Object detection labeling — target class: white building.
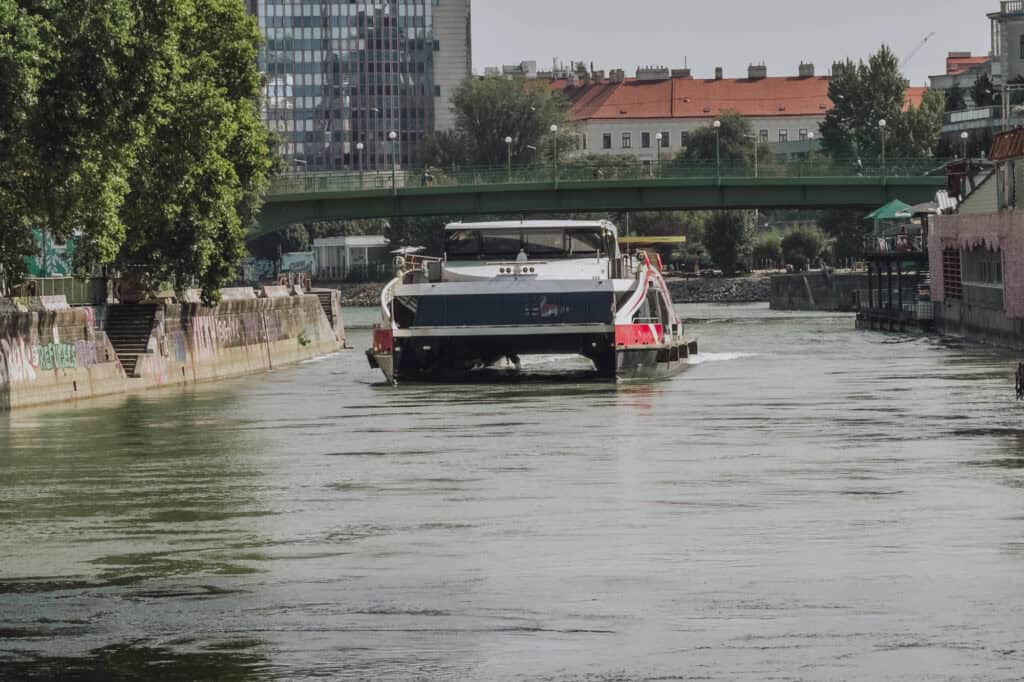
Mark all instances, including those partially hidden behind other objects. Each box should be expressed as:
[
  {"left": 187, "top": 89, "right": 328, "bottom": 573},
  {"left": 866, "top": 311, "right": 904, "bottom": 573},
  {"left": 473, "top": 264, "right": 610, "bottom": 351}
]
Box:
[
  {"left": 554, "top": 63, "right": 927, "bottom": 162},
  {"left": 313, "top": 235, "right": 391, "bottom": 281}
]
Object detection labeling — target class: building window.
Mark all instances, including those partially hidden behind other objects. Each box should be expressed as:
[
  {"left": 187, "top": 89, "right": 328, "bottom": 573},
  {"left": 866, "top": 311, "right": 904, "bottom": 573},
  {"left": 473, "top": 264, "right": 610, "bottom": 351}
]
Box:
[
  {"left": 603, "top": 133, "right": 612, "bottom": 149},
  {"left": 1020, "top": 34, "right": 1024, "bottom": 59},
  {"left": 943, "top": 249, "right": 963, "bottom": 299},
  {"left": 582, "top": 134, "right": 587, "bottom": 150},
  {"left": 660, "top": 131, "right": 670, "bottom": 148},
  {"left": 799, "top": 129, "right": 808, "bottom": 141},
  {"left": 622, "top": 132, "right": 632, "bottom": 149},
  {"left": 759, "top": 129, "right": 768, "bottom": 143},
  {"left": 434, "top": 85, "right": 441, "bottom": 97},
  {"left": 641, "top": 132, "right": 651, "bottom": 148},
  {"left": 779, "top": 129, "right": 789, "bottom": 143}
]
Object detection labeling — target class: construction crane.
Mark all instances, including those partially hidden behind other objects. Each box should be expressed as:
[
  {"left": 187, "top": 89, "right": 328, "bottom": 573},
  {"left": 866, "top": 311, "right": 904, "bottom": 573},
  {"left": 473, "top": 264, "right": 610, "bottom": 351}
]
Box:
[{"left": 901, "top": 32, "right": 936, "bottom": 69}]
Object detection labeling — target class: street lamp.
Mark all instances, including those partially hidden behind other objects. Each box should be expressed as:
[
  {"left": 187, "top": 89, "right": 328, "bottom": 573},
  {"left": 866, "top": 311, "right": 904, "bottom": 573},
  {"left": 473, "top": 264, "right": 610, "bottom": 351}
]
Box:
[
  {"left": 961, "top": 130, "right": 969, "bottom": 159},
  {"left": 388, "top": 130, "right": 397, "bottom": 194},
  {"left": 356, "top": 141, "right": 364, "bottom": 189},
  {"left": 712, "top": 120, "right": 722, "bottom": 177},
  {"left": 745, "top": 133, "right": 759, "bottom": 178},
  {"left": 655, "top": 132, "right": 663, "bottom": 171},
  {"left": 878, "top": 118, "right": 887, "bottom": 178},
  {"left": 505, "top": 135, "right": 513, "bottom": 182},
  {"left": 550, "top": 124, "right": 559, "bottom": 185}
]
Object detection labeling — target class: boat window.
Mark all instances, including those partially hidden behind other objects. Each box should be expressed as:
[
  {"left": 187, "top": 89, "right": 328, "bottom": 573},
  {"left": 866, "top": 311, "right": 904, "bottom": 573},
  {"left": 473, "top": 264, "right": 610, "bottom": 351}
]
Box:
[
  {"left": 446, "top": 227, "right": 611, "bottom": 260},
  {"left": 567, "top": 230, "right": 604, "bottom": 256},
  {"left": 480, "top": 230, "right": 523, "bottom": 259},
  {"left": 445, "top": 230, "right": 483, "bottom": 258},
  {"left": 523, "top": 230, "right": 566, "bottom": 257}
]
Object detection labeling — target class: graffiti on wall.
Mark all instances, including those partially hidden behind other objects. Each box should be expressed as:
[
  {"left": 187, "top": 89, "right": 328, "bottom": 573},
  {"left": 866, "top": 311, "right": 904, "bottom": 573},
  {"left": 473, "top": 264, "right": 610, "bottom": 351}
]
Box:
[
  {"left": 0, "top": 338, "right": 37, "bottom": 385},
  {"left": 189, "top": 311, "right": 291, "bottom": 359},
  {"left": 0, "top": 337, "right": 109, "bottom": 386}
]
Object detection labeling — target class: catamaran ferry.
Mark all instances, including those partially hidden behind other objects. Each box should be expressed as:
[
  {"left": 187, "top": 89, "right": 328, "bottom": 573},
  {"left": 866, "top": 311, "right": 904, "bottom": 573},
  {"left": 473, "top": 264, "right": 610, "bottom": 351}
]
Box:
[{"left": 366, "top": 220, "right": 698, "bottom": 384}]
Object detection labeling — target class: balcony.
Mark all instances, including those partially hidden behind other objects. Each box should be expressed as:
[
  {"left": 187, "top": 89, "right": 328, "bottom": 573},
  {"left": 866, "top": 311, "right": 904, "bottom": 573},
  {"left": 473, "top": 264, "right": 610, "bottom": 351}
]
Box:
[{"left": 1002, "top": 1, "right": 1024, "bottom": 14}]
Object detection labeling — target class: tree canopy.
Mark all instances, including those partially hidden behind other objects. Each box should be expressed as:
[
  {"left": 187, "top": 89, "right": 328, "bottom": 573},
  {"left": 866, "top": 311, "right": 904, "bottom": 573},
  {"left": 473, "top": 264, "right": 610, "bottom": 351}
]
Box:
[
  {"left": 673, "top": 112, "right": 769, "bottom": 165},
  {"left": 0, "top": 0, "right": 273, "bottom": 300},
  {"left": 819, "top": 46, "right": 907, "bottom": 161},
  {"left": 420, "top": 77, "right": 571, "bottom": 168}
]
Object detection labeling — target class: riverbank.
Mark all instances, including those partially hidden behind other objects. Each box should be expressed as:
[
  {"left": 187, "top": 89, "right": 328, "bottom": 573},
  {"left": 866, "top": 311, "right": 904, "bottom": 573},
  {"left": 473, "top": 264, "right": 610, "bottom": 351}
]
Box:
[
  {"left": 331, "top": 276, "right": 772, "bottom": 307},
  {"left": 0, "top": 289, "right": 345, "bottom": 410}
]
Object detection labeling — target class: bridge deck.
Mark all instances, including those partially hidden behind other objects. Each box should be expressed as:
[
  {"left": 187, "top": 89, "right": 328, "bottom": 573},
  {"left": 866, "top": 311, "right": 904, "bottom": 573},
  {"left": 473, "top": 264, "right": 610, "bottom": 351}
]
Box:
[{"left": 256, "top": 159, "right": 950, "bottom": 235}]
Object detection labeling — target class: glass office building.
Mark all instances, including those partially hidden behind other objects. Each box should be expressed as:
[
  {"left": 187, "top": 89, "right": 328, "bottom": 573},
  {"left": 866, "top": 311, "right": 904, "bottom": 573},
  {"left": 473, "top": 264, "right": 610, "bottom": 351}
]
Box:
[{"left": 250, "top": 0, "right": 471, "bottom": 173}]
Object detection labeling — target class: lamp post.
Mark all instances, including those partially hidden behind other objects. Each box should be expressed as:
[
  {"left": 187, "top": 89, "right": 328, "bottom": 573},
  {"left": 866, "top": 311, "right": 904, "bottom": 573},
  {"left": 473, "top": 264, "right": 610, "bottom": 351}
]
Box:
[
  {"left": 356, "top": 141, "right": 364, "bottom": 189},
  {"left": 961, "top": 130, "right": 969, "bottom": 159},
  {"left": 655, "top": 132, "right": 663, "bottom": 173},
  {"left": 878, "top": 118, "right": 887, "bottom": 178},
  {"left": 712, "top": 119, "right": 722, "bottom": 177},
  {"left": 505, "top": 135, "right": 513, "bottom": 182},
  {"left": 388, "top": 130, "right": 397, "bottom": 194},
  {"left": 745, "top": 133, "right": 759, "bottom": 178},
  {"left": 550, "top": 124, "right": 559, "bottom": 185}
]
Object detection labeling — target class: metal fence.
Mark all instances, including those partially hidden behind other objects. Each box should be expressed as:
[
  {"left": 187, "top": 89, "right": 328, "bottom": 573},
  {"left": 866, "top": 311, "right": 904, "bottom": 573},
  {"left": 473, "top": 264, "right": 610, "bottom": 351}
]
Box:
[
  {"left": 19, "top": 277, "right": 108, "bottom": 305},
  {"left": 268, "top": 157, "right": 949, "bottom": 197}
]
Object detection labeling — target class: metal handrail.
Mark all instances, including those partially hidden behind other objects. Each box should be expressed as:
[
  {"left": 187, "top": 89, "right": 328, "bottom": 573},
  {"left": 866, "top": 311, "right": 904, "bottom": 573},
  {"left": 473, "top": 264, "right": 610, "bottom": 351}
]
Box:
[{"left": 267, "top": 157, "right": 950, "bottom": 198}]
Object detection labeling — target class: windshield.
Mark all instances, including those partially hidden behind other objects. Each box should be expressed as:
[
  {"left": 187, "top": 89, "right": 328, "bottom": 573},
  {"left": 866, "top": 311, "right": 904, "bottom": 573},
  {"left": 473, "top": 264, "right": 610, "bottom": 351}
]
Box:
[{"left": 445, "top": 228, "right": 609, "bottom": 260}]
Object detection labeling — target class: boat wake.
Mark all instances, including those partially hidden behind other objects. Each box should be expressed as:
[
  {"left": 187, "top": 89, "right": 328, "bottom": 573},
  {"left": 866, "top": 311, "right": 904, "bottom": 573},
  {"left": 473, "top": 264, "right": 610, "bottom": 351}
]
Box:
[{"left": 686, "top": 352, "right": 758, "bottom": 366}]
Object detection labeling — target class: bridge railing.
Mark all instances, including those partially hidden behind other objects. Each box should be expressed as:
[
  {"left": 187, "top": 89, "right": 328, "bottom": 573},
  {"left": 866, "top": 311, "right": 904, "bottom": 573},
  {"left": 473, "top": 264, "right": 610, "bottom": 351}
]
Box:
[{"left": 267, "top": 158, "right": 949, "bottom": 197}]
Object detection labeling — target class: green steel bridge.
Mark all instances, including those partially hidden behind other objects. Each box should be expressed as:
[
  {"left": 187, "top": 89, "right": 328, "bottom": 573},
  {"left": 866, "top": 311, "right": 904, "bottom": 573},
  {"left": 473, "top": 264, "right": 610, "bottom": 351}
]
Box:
[{"left": 254, "top": 158, "right": 950, "bottom": 236}]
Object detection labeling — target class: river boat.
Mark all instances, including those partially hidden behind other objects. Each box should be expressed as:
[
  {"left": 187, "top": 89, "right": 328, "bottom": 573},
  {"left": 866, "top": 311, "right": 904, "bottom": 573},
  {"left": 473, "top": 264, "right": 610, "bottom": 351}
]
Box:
[{"left": 366, "top": 220, "right": 698, "bottom": 384}]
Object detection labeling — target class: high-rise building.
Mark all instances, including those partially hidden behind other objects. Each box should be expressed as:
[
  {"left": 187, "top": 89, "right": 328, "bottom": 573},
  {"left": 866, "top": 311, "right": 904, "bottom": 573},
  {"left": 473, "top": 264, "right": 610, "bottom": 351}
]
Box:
[{"left": 250, "top": 0, "right": 471, "bottom": 173}]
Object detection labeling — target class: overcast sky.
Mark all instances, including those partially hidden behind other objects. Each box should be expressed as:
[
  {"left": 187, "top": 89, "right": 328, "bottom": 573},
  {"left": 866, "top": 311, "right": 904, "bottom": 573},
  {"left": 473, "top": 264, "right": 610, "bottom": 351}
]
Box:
[{"left": 471, "top": 0, "right": 992, "bottom": 87}]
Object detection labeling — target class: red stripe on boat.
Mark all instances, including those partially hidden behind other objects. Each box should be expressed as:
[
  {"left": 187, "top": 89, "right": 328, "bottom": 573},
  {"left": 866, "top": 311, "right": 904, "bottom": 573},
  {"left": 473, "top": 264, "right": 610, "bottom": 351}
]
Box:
[
  {"left": 615, "top": 324, "right": 663, "bottom": 347},
  {"left": 372, "top": 328, "right": 393, "bottom": 353}
]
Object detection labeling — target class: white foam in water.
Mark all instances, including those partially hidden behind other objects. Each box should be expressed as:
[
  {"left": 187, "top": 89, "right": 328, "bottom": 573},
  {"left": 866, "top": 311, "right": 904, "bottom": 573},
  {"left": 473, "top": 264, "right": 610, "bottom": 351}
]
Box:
[{"left": 686, "top": 352, "right": 758, "bottom": 366}]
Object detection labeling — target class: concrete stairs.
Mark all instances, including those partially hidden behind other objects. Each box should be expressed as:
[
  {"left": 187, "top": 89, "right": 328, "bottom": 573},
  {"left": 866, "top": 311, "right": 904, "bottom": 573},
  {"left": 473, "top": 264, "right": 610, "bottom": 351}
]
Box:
[
  {"left": 105, "top": 304, "right": 158, "bottom": 377},
  {"left": 313, "top": 290, "right": 336, "bottom": 327}
]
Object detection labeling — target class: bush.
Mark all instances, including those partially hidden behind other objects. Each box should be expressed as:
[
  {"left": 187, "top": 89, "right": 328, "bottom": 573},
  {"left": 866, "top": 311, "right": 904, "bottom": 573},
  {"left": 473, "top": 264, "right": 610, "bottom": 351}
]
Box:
[
  {"left": 751, "top": 231, "right": 783, "bottom": 269},
  {"left": 781, "top": 226, "right": 825, "bottom": 272},
  {"left": 703, "top": 211, "right": 752, "bottom": 275}
]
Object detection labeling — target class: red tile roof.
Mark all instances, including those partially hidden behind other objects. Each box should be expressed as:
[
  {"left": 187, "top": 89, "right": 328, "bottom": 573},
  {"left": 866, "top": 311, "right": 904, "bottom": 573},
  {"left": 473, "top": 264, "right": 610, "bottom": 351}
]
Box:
[
  {"left": 990, "top": 128, "right": 1024, "bottom": 161},
  {"left": 946, "top": 54, "right": 990, "bottom": 76},
  {"left": 553, "top": 76, "right": 931, "bottom": 121},
  {"left": 905, "top": 86, "right": 929, "bottom": 110}
]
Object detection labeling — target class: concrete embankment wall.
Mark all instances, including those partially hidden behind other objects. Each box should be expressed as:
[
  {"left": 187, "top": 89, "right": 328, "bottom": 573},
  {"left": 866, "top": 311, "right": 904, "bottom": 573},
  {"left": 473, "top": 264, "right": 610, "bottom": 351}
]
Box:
[
  {"left": 0, "top": 308, "right": 124, "bottom": 410},
  {"left": 135, "top": 294, "right": 342, "bottom": 388},
  {"left": 770, "top": 272, "right": 866, "bottom": 312},
  {"left": 0, "top": 291, "right": 344, "bottom": 410}
]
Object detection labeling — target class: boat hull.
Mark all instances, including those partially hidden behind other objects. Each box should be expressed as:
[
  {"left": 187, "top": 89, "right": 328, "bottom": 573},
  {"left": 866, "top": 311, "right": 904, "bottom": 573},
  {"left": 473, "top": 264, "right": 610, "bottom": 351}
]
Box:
[{"left": 366, "top": 333, "right": 698, "bottom": 385}]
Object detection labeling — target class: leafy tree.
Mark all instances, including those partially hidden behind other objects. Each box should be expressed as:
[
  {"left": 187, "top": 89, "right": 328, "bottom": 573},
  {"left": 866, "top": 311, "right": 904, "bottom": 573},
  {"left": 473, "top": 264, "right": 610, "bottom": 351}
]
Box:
[
  {"left": 818, "top": 209, "right": 868, "bottom": 262},
  {"left": 782, "top": 226, "right": 825, "bottom": 271},
  {"left": 19, "top": 0, "right": 180, "bottom": 269},
  {"left": 0, "top": 0, "right": 48, "bottom": 292},
  {"left": 945, "top": 83, "right": 967, "bottom": 112},
  {"left": 971, "top": 73, "right": 996, "bottom": 107},
  {"left": 674, "top": 112, "right": 769, "bottom": 165},
  {"left": 450, "top": 77, "right": 571, "bottom": 166},
  {"left": 751, "top": 231, "right": 783, "bottom": 269},
  {"left": 117, "top": 0, "right": 273, "bottom": 301},
  {"left": 819, "top": 47, "right": 906, "bottom": 161},
  {"left": 888, "top": 89, "right": 945, "bottom": 159},
  {"left": 418, "top": 129, "right": 470, "bottom": 169},
  {"left": 703, "top": 211, "right": 752, "bottom": 275}
]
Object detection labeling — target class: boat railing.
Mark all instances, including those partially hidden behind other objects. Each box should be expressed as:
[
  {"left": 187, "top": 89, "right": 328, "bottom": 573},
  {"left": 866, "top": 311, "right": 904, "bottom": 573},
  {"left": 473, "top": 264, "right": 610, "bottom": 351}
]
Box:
[{"left": 380, "top": 277, "right": 398, "bottom": 326}]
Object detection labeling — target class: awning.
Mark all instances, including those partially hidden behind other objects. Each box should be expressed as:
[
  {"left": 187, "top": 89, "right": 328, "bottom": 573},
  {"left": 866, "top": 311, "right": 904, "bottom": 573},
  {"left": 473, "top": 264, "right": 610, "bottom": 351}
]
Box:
[{"left": 865, "top": 199, "right": 913, "bottom": 222}]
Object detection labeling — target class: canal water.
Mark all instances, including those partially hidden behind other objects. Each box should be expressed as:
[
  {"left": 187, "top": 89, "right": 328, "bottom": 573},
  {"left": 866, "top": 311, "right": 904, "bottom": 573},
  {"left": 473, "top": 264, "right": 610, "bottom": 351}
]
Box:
[{"left": 2, "top": 304, "right": 1024, "bottom": 680}]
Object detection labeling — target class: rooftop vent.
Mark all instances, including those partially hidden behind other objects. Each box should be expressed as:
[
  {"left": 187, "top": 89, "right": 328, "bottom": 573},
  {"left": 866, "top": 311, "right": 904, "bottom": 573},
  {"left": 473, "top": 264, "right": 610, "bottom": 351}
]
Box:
[
  {"left": 609, "top": 69, "right": 625, "bottom": 83},
  {"left": 672, "top": 68, "right": 693, "bottom": 79},
  {"left": 748, "top": 63, "right": 767, "bottom": 80},
  {"left": 798, "top": 62, "right": 815, "bottom": 78},
  {"left": 714, "top": 66, "right": 723, "bottom": 80}
]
